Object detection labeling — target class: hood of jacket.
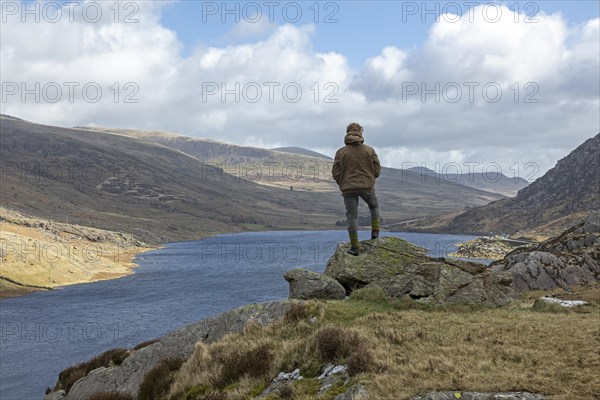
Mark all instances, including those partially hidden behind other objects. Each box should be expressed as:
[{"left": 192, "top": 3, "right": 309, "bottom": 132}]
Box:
[{"left": 344, "top": 130, "right": 364, "bottom": 145}]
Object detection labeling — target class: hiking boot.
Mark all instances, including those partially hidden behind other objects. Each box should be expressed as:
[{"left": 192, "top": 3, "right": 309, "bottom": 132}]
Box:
[
  {"left": 371, "top": 230, "right": 380, "bottom": 240},
  {"left": 347, "top": 247, "right": 360, "bottom": 256}
]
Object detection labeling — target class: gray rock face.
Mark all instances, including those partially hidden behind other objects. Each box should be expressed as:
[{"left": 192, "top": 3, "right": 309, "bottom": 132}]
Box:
[
  {"left": 491, "top": 213, "right": 600, "bottom": 291},
  {"left": 259, "top": 368, "right": 303, "bottom": 398},
  {"left": 324, "top": 237, "right": 517, "bottom": 307},
  {"left": 284, "top": 268, "right": 347, "bottom": 300},
  {"left": 51, "top": 301, "right": 292, "bottom": 400},
  {"left": 334, "top": 384, "right": 369, "bottom": 400},
  {"left": 44, "top": 390, "right": 66, "bottom": 400},
  {"left": 584, "top": 212, "right": 600, "bottom": 233},
  {"left": 410, "top": 392, "right": 546, "bottom": 400},
  {"left": 318, "top": 364, "right": 349, "bottom": 394}
]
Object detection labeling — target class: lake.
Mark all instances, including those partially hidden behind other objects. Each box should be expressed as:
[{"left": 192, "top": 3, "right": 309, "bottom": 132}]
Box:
[{"left": 0, "top": 230, "right": 481, "bottom": 400}]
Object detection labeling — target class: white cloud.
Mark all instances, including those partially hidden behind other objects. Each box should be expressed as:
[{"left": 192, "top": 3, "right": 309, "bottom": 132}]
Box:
[{"left": 1, "top": 2, "right": 598, "bottom": 179}]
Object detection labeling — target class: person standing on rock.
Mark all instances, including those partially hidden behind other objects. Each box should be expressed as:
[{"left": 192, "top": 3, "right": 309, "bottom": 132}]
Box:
[{"left": 332, "top": 122, "right": 381, "bottom": 256}]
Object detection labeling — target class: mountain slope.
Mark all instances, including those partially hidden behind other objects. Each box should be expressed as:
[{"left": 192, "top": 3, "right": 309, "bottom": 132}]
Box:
[
  {"left": 272, "top": 146, "right": 333, "bottom": 160},
  {"left": 431, "top": 133, "right": 600, "bottom": 235},
  {"left": 0, "top": 116, "right": 506, "bottom": 244},
  {"left": 0, "top": 116, "right": 349, "bottom": 243},
  {"left": 405, "top": 166, "right": 528, "bottom": 197},
  {"left": 82, "top": 126, "right": 505, "bottom": 221}
]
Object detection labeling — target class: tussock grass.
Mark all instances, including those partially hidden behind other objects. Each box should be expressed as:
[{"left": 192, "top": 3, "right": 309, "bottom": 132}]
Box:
[
  {"left": 168, "top": 299, "right": 600, "bottom": 400},
  {"left": 87, "top": 392, "right": 134, "bottom": 400},
  {"left": 138, "top": 357, "right": 184, "bottom": 400},
  {"left": 54, "top": 348, "right": 130, "bottom": 394}
]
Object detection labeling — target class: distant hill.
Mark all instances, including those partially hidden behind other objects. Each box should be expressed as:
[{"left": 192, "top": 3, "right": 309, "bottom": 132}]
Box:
[
  {"left": 0, "top": 116, "right": 347, "bottom": 243},
  {"left": 406, "top": 166, "right": 529, "bottom": 197},
  {"left": 395, "top": 133, "right": 600, "bottom": 236},
  {"left": 83, "top": 126, "right": 506, "bottom": 224},
  {"left": 272, "top": 147, "right": 333, "bottom": 160},
  {"left": 0, "top": 116, "right": 506, "bottom": 244}
]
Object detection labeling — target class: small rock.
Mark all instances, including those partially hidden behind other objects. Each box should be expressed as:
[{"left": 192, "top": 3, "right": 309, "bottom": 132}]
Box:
[
  {"left": 318, "top": 364, "right": 347, "bottom": 379},
  {"left": 318, "top": 364, "right": 349, "bottom": 394},
  {"left": 284, "top": 268, "right": 346, "bottom": 300},
  {"left": 260, "top": 368, "right": 303, "bottom": 398},
  {"left": 44, "top": 390, "right": 66, "bottom": 400},
  {"left": 534, "top": 297, "right": 589, "bottom": 308},
  {"left": 334, "top": 384, "right": 369, "bottom": 400}
]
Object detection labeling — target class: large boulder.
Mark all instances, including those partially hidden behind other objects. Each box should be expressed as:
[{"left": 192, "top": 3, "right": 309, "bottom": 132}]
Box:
[
  {"left": 47, "top": 301, "right": 293, "bottom": 400},
  {"left": 491, "top": 213, "right": 600, "bottom": 291},
  {"left": 284, "top": 268, "right": 346, "bottom": 300},
  {"left": 324, "top": 237, "right": 517, "bottom": 307}
]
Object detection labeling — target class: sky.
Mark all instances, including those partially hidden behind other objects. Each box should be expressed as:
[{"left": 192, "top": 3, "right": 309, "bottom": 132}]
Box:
[{"left": 1, "top": 0, "right": 599, "bottom": 180}]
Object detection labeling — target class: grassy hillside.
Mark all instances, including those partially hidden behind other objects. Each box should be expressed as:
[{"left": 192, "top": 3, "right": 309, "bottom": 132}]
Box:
[
  {"left": 166, "top": 298, "right": 599, "bottom": 400},
  {"left": 54, "top": 293, "right": 600, "bottom": 400},
  {"left": 1, "top": 116, "right": 346, "bottom": 243},
  {"left": 81, "top": 125, "right": 504, "bottom": 225},
  {"left": 272, "top": 146, "right": 333, "bottom": 160}
]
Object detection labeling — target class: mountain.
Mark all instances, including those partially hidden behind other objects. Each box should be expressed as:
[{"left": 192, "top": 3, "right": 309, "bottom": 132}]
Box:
[
  {"left": 0, "top": 116, "right": 348, "bottom": 243},
  {"left": 397, "top": 133, "right": 600, "bottom": 235},
  {"left": 0, "top": 116, "right": 505, "bottom": 244},
  {"left": 272, "top": 146, "right": 333, "bottom": 160},
  {"left": 81, "top": 125, "right": 505, "bottom": 222},
  {"left": 406, "top": 166, "right": 529, "bottom": 197}
]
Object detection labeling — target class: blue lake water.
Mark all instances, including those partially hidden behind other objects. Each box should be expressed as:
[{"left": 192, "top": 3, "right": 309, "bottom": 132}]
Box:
[{"left": 0, "top": 230, "right": 481, "bottom": 400}]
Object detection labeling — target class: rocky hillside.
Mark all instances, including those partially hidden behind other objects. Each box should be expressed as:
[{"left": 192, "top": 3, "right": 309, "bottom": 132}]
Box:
[
  {"left": 491, "top": 213, "right": 600, "bottom": 292},
  {"left": 397, "top": 133, "right": 600, "bottom": 236}
]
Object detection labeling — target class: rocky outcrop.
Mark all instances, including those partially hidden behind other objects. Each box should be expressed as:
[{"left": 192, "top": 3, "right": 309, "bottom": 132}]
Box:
[
  {"left": 491, "top": 213, "right": 600, "bottom": 291},
  {"left": 323, "top": 237, "right": 517, "bottom": 307},
  {"left": 46, "top": 301, "right": 293, "bottom": 400},
  {"left": 284, "top": 268, "right": 346, "bottom": 300},
  {"left": 260, "top": 364, "right": 352, "bottom": 398},
  {"left": 449, "top": 237, "right": 532, "bottom": 260},
  {"left": 259, "top": 369, "right": 303, "bottom": 398},
  {"left": 432, "top": 133, "right": 600, "bottom": 235},
  {"left": 410, "top": 392, "right": 546, "bottom": 400}
]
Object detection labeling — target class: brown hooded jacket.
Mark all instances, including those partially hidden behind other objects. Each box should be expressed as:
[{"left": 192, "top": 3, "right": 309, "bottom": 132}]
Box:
[{"left": 332, "top": 129, "right": 381, "bottom": 195}]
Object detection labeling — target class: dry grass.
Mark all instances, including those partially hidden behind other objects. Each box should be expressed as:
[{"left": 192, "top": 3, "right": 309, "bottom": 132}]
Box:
[
  {"left": 166, "top": 296, "right": 600, "bottom": 400},
  {"left": 138, "top": 357, "right": 185, "bottom": 400},
  {"left": 0, "top": 208, "right": 151, "bottom": 298},
  {"left": 54, "top": 348, "right": 130, "bottom": 394},
  {"left": 87, "top": 392, "right": 134, "bottom": 400}
]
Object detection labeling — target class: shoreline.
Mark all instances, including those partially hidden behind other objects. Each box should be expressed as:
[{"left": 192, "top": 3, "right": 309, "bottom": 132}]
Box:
[
  {"left": 0, "top": 245, "right": 159, "bottom": 300},
  {"left": 0, "top": 228, "right": 483, "bottom": 301}
]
